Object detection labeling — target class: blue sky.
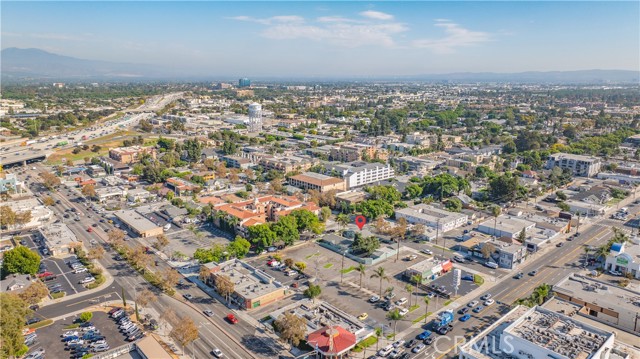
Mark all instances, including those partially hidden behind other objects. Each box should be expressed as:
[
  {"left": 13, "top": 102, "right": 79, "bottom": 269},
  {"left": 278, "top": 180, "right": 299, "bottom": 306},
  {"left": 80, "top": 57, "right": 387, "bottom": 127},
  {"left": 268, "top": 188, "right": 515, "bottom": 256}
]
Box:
[{"left": 2, "top": 1, "right": 638, "bottom": 76}]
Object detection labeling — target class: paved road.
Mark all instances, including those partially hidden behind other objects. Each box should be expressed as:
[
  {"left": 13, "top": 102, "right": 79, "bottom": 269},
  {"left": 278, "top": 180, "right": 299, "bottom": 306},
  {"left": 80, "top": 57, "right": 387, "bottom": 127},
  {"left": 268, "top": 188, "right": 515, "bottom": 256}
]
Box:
[{"left": 28, "top": 164, "right": 265, "bottom": 359}]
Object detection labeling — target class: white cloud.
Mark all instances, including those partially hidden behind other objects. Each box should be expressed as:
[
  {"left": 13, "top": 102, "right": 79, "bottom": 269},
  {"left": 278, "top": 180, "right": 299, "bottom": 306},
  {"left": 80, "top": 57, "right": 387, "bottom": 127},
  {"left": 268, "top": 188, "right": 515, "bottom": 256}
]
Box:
[
  {"left": 412, "top": 20, "right": 490, "bottom": 54},
  {"left": 231, "top": 12, "right": 406, "bottom": 47},
  {"left": 359, "top": 10, "right": 394, "bottom": 21}
]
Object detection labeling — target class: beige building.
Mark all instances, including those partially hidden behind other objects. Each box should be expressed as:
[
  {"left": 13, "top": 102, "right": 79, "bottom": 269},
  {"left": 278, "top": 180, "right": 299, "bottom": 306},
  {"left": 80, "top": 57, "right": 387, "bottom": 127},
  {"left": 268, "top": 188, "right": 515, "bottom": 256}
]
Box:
[
  {"left": 114, "top": 210, "right": 163, "bottom": 238},
  {"left": 288, "top": 172, "right": 346, "bottom": 193},
  {"left": 109, "top": 146, "right": 157, "bottom": 164}
]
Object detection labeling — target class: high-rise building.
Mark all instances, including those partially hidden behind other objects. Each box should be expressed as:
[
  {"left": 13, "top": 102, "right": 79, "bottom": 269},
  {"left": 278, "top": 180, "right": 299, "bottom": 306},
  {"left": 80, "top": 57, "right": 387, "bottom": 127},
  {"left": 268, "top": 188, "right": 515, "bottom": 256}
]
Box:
[
  {"left": 248, "top": 103, "right": 262, "bottom": 132},
  {"left": 238, "top": 78, "right": 251, "bottom": 88}
]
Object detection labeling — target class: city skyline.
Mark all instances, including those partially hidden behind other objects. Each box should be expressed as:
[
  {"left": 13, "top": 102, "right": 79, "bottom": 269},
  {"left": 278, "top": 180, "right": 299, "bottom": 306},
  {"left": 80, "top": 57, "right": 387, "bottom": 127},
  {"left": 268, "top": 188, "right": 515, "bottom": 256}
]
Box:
[{"left": 2, "top": 1, "right": 639, "bottom": 77}]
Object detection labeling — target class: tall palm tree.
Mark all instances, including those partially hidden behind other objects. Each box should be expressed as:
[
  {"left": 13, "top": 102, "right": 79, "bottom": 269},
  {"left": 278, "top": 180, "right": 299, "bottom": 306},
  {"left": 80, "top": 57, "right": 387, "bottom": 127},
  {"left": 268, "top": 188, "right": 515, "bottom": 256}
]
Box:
[
  {"left": 532, "top": 283, "right": 553, "bottom": 305},
  {"left": 336, "top": 213, "right": 350, "bottom": 231},
  {"left": 582, "top": 246, "right": 591, "bottom": 267},
  {"left": 370, "top": 267, "right": 389, "bottom": 297},
  {"left": 387, "top": 309, "right": 403, "bottom": 339},
  {"left": 355, "top": 264, "right": 366, "bottom": 288},
  {"left": 374, "top": 327, "right": 383, "bottom": 352},
  {"left": 423, "top": 297, "right": 431, "bottom": 323},
  {"left": 594, "top": 245, "right": 610, "bottom": 263},
  {"left": 491, "top": 206, "right": 501, "bottom": 238},
  {"left": 405, "top": 284, "right": 414, "bottom": 308}
]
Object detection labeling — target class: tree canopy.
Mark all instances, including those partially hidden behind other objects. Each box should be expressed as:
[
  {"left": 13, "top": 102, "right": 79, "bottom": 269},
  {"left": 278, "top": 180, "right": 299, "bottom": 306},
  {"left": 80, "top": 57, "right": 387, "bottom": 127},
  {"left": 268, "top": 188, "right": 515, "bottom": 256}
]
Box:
[{"left": 1, "top": 246, "right": 40, "bottom": 277}]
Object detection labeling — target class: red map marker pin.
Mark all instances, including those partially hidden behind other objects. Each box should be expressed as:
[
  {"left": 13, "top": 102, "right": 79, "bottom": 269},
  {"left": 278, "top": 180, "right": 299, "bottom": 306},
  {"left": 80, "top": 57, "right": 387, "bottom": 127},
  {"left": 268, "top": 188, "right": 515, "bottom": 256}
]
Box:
[{"left": 355, "top": 215, "right": 367, "bottom": 230}]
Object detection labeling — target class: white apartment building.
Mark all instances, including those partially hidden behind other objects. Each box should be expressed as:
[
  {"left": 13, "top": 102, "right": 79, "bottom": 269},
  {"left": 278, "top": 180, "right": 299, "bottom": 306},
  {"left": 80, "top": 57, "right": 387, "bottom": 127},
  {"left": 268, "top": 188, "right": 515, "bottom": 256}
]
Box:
[
  {"left": 395, "top": 204, "right": 468, "bottom": 233},
  {"left": 546, "top": 152, "right": 602, "bottom": 177},
  {"left": 329, "top": 162, "right": 395, "bottom": 189}
]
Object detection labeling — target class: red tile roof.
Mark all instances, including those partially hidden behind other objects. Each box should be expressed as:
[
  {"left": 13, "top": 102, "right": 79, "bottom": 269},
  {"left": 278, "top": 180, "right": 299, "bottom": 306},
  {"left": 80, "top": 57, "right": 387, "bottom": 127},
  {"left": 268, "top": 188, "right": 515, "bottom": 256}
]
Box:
[{"left": 307, "top": 326, "right": 356, "bottom": 356}]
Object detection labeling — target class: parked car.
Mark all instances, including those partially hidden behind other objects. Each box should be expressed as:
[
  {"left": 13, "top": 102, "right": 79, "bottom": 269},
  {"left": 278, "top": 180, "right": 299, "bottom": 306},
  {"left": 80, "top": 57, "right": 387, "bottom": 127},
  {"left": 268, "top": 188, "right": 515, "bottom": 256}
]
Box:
[
  {"left": 412, "top": 344, "right": 426, "bottom": 353},
  {"left": 473, "top": 306, "right": 485, "bottom": 313},
  {"left": 183, "top": 294, "right": 193, "bottom": 301},
  {"left": 485, "top": 261, "right": 499, "bottom": 269},
  {"left": 369, "top": 295, "right": 380, "bottom": 303},
  {"left": 460, "top": 314, "right": 472, "bottom": 322},
  {"left": 529, "top": 270, "right": 538, "bottom": 276},
  {"left": 484, "top": 299, "right": 495, "bottom": 306},
  {"left": 609, "top": 270, "right": 623, "bottom": 276},
  {"left": 421, "top": 248, "right": 433, "bottom": 255}
]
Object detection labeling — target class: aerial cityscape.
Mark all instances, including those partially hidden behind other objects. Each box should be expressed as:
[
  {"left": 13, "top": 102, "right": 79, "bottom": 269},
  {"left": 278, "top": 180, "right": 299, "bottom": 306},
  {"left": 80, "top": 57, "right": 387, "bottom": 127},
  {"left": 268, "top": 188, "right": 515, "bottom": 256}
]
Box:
[{"left": 1, "top": 2, "right": 639, "bottom": 359}]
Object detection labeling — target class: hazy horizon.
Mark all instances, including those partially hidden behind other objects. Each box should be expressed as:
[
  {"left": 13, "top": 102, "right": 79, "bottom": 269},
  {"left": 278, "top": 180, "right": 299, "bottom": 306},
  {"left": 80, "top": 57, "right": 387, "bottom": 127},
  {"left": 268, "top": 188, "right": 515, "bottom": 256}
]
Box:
[{"left": 2, "top": 1, "right": 639, "bottom": 77}]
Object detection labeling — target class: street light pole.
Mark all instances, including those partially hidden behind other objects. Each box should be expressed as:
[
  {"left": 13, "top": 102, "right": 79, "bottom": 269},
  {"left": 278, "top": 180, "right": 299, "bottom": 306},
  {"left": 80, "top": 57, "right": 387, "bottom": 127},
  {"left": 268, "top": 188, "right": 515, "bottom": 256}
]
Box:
[{"left": 340, "top": 250, "right": 346, "bottom": 283}]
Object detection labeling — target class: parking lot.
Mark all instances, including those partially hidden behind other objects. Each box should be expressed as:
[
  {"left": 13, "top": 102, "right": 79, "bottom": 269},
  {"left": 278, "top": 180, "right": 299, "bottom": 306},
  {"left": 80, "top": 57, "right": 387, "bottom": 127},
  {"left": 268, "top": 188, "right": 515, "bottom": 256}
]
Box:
[
  {"left": 20, "top": 232, "right": 89, "bottom": 298},
  {"left": 25, "top": 311, "right": 130, "bottom": 359}
]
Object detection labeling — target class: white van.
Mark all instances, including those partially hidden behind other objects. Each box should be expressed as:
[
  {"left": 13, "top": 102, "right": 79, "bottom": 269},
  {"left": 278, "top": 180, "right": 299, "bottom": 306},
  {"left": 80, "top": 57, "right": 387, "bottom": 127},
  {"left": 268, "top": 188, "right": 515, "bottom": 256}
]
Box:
[{"left": 485, "top": 261, "right": 499, "bottom": 269}]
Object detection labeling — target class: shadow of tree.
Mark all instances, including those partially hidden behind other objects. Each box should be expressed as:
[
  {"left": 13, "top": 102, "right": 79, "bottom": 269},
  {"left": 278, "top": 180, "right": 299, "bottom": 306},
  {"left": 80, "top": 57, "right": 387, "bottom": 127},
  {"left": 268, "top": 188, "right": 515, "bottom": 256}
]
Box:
[{"left": 240, "top": 335, "right": 282, "bottom": 356}]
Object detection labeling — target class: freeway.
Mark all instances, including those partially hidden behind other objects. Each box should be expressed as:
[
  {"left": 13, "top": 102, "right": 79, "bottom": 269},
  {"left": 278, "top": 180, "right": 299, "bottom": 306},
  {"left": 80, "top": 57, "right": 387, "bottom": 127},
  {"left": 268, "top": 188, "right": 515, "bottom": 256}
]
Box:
[{"left": 27, "top": 165, "right": 265, "bottom": 359}]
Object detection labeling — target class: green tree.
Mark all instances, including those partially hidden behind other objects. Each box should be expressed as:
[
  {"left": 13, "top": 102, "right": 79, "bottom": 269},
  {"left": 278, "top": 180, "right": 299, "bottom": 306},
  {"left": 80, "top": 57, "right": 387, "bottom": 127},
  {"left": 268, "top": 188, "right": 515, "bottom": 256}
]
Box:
[
  {"left": 387, "top": 309, "right": 403, "bottom": 339},
  {"left": 294, "top": 261, "right": 307, "bottom": 272},
  {"left": 274, "top": 312, "right": 307, "bottom": 347},
  {"left": 404, "top": 184, "right": 423, "bottom": 199},
  {"left": 320, "top": 207, "right": 332, "bottom": 222},
  {"left": 1, "top": 246, "right": 40, "bottom": 276},
  {"left": 290, "top": 209, "right": 324, "bottom": 234},
  {"left": 272, "top": 215, "right": 300, "bottom": 246},
  {"left": 227, "top": 236, "right": 251, "bottom": 259},
  {"left": 444, "top": 198, "right": 463, "bottom": 212},
  {"left": 336, "top": 213, "right": 350, "bottom": 230},
  {"left": 517, "top": 228, "right": 527, "bottom": 244},
  {"left": 247, "top": 223, "right": 277, "bottom": 249},
  {"left": 558, "top": 202, "right": 570, "bottom": 212},
  {"left": 423, "top": 297, "right": 431, "bottom": 323},
  {"left": 555, "top": 191, "right": 568, "bottom": 201},
  {"left": 304, "top": 283, "right": 322, "bottom": 303},
  {"left": 79, "top": 312, "right": 93, "bottom": 322},
  {"left": 489, "top": 172, "right": 519, "bottom": 202},
  {"left": 351, "top": 234, "right": 380, "bottom": 256},
  {"left": 356, "top": 199, "right": 394, "bottom": 220},
  {"left": 0, "top": 293, "right": 30, "bottom": 358},
  {"left": 370, "top": 267, "right": 389, "bottom": 297}
]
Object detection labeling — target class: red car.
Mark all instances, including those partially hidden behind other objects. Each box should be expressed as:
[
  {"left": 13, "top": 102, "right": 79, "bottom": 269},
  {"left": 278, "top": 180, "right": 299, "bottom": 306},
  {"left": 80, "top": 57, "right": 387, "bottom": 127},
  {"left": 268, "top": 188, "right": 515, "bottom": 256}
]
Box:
[
  {"left": 226, "top": 314, "right": 238, "bottom": 324},
  {"left": 87, "top": 227, "right": 93, "bottom": 233},
  {"left": 37, "top": 271, "right": 54, "bottom": 278}
]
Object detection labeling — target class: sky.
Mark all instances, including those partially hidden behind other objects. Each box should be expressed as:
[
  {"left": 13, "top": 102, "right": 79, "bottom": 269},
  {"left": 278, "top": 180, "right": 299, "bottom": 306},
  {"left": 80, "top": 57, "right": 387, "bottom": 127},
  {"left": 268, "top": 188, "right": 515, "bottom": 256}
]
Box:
[{"left": 2, "top": 1, "right": 639, "bottom": 77}]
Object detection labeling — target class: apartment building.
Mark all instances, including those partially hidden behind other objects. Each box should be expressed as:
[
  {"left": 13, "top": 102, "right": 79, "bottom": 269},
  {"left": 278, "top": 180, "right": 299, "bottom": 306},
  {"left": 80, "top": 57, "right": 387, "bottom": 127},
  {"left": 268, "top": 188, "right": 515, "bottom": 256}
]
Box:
[
  {"left": 546, "top": 152, "right": 602, "bottom": 177},
  {"left": 288, "top": 172, "right": 346, "bottom": 193},
  {"left": 109, "top": 146, "right": 157, "bottom": 164},
  {"left": 328, "top": 161, "right": 395, "bottom": 189},
  {"left": 330, "top": 142, "right": 388, "bottom": 162},
  {"left": 259, "top": 156, "right": 317, "bottom": 173}
]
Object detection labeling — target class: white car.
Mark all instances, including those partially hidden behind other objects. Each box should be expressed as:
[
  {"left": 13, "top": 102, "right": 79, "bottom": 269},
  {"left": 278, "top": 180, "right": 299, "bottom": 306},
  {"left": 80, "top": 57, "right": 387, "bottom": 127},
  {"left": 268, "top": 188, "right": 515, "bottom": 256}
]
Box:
[
  {"left": 80, "top": 276, "right": 95, "bottom": 284},
  {"left": 609, "top": 270, "right": 623, "bottom": 276},
  {"left": 212, "top": 348, "right": 224, "bottom": 358},
  {"left": 369, "top": 295, "right": 381, "bottom": 303},
  {"left": 392, "top": 339, "right": 406, "bottom": 348},
  {"left": 484, "top": 299, "right": 495, "bottom": 306},
  {"left": 74, "top": 267, "right": 88, "bottom": 274},
  {"left": 398, "top": 308, "right": 409, "bottom": 316},
  {"left": 62, "top": 331, "right": 78, "bottom": 338},
  {"left": 378, "top": 345, "right": 394, "bottom": 357},
  {"left": 467, "top": 301, "right": 479, "bottom": 307},
  {"left": 395, "top": 297, "right": 408, "bottom": 306},
  {"left": 421, "top": 248, "right": 433, "bottom": 255}
]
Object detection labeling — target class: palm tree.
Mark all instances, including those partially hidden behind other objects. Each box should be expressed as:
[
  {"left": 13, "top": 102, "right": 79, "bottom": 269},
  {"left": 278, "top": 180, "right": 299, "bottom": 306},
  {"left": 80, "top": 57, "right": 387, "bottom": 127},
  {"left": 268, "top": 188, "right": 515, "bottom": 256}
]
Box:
[
  {"left": 355, "top": 264, "right": 366, "bottom": 288},
  {"left": 336, "top": 213, "right": 350, "bottom": 231},
  {"left": 387, "top": 309, "right": 403, "bottom": 339},
  {"left": 491, "top": 206, "right": 501, "bottom": 238},
  {"left": 374, "top": 327, "right": 383, "bottom": 352},
  {"left": 385, "top": 286, "right": 395, "bottom": 300},
  {"left": 532, "top": 283, "right": 553, "bottom": 305},
  {"left": 582, "top": 246, "right": 591, "bottom": 267},
  {"left": 423, "top": 297, "right": 431, "bottom": 323},
  {"left": 370, "top": 267, "right": 389, "bottom": 297},
  {"left": 594, "top": 245, "right": 610, "bottom": 263},
  {"left": 405, "top": 284, "right": 414, "bottom": 308}
]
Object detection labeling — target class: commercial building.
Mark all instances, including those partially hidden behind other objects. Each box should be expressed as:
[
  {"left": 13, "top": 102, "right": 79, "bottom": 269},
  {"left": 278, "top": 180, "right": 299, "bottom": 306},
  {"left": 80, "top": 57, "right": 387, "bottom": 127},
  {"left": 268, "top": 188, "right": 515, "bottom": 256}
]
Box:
[
  {"left": 109, "top": 146, "right": 157, "bottom": 164},
  {"left": 288, "top": 172, "right": 346, "bottom": 193},
  {"left": 404, "top": 258, "right": 453, "bottom": 283},
  {"left": 307, "top": 326, "right": 357, "bottom": 358},
  {"left": 554, "top": 274, "right": 640, "bottom": 335},
  {"left": 3, "top": 198, "right": 53, "bottom": 230},
  {"left": 222, "top": 155, "right": 253, "bottom": 169},
  {"left": 328, "top": 162, "right": 395, "bottom": 189},
  {"left": 0, "top": 173, "right": 24, "bottom": 194},
  {"left": 203, "top": 259, "right": 287, "bottom": 310},
  {"left": 238, "top": 78, "right": 251, "bottom": 88},
  {"left": 95, "top": 186, "right": 127, "bottom": 203},
  {"left": 565, "top": 200, "right": 608, "bottom": 216},
  {"left": 459, "top": 305, "right": 616, "bottom": 359},
  {"left": 127, "top": 188, "right": 153, "bottom": 203},
  {"left": 605, "top": 240, "right": 640, "bottom": 279},
  {"left": 546, "top": 152, "right": 602, "bottom": 177},
  {"left": 165, "top": 177, "right": 200, "bottom": 195},
  {"left": 477, "top": 215, "right": 536, "bottom": 239},
  {"left": 471, "top": 239, "right": 527, "bottom": 269},
  {"left": 114, "top": 210, "right": 163, "bottom": 238},
  {"left": 39, "top": 223, "right": 79, "bottom": 257},
  {"left": 395, "top": 204, "right": 468, "bottom": 233},
  {"left": 259, "top": 156, "right": 316, "bottom": 174}
]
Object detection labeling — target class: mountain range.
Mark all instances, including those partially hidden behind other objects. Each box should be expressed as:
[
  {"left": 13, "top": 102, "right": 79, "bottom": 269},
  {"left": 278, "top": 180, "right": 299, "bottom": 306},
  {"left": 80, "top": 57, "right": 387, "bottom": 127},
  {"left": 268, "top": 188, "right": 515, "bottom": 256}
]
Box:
[{"left": 2, "top": 47, "right": 639, "bottom": 84}]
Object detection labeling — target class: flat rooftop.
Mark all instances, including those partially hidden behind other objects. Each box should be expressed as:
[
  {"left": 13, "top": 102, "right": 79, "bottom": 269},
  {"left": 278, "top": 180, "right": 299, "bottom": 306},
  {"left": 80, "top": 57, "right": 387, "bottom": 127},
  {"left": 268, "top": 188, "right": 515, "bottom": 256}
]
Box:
[
  {"left": 289, "top": 172, "right": 344, "bottom": 186},
  {"left": 396, "top": 204, "right": 467, "bottom": 222},
  {"left": 554, "top": 274, "right": 640, "bottom": 317},
  {"left": 114, "top": 210, "right": 161, "bottom": 233},
  {"left": 479, "top": 215, "right": 535, "bottom": 233},
  {"left": 214, "top": 259, "right": 283, "bottom": 300},
  {"left": 39, "top": 223, "right": 77, "bottom": 247},
  {"left": 506, "top": 306, "right": 612, "bottom": 358}
]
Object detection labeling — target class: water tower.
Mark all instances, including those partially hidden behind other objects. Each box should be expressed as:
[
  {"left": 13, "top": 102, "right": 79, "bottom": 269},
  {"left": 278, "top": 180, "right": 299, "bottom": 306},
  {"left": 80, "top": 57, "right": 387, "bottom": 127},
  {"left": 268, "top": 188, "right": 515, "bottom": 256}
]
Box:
[{"left": 248, "top": 103, "right": 262, "bottom": 132}]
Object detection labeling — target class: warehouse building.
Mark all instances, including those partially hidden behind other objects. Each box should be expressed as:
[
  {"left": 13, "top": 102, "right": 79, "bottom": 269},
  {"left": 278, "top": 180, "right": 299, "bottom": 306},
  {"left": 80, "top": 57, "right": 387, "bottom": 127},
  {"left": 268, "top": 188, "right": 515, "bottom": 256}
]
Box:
[{"left": 114, "top": 210, "right": 163, "bottom": 238}]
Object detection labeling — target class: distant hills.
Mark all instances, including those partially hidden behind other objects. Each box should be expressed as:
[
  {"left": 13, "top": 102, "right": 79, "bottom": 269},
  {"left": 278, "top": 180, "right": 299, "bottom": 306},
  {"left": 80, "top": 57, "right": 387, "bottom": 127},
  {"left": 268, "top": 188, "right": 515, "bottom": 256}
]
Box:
[{"left": 2, "top": 47, "right": 639, "bottom": 84}]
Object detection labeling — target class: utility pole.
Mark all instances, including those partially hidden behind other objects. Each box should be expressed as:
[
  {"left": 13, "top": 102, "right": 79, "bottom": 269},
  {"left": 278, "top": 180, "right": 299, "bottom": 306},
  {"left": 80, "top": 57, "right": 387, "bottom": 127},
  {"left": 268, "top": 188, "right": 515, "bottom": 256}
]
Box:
[
  {"left": 435, "top": 218, "right": 440, "bottom": 246},
  {"left": 575, "top": 213, "right": 581, "bottom": 235}
]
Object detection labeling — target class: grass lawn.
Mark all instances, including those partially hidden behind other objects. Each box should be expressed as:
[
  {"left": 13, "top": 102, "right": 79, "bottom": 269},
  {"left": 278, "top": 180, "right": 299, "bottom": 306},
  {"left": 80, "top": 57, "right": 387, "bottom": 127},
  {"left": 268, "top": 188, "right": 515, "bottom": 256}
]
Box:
[
  {"left": 412, "top": 312, "right": 433, "bottom": 324},
  {"left": 443, "top": 299, "right": 453, "bottom": 306},
  {"left": 305, "top": 252, "right": 319, "bottom": 259},
  {"left": 29, "top": 319, "right": 53, "bottom": 330},
  {"left": 432, "top": 245, "right": 453, "bottom": 252},
  {"left": 352, "top": 336, "right": 378, "bottom": 353},
  {"left": 340, "top": 266, "right": 356, "bottom": 274},
  {"left": 51, "top": 292, "right": 66, "bottom": 299},
  {"left": 323, "top": 263, "right": 334, "bottom": 269},
  {"left": 408, "top": 304, "right": 420, "bottom": 312}
]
